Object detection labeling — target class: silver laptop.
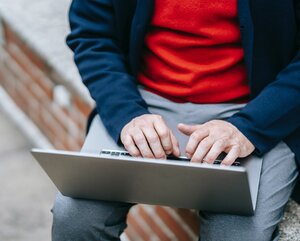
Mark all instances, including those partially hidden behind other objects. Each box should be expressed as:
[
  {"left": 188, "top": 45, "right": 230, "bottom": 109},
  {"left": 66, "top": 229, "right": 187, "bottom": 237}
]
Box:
[{"left": 31, "top": 148, "right": 262, "bottom": 216}]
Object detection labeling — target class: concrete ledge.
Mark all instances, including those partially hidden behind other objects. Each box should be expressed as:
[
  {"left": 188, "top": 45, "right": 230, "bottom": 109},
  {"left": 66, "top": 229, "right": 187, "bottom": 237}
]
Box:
[{"left": 279, "top": 200, "right": 300, "bottom": 240}]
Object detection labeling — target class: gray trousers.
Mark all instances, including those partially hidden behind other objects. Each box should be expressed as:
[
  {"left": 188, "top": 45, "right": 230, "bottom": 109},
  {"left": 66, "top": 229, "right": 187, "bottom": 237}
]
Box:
[{"left": 52, "top": 88, "right": 299, "bottom": 241}]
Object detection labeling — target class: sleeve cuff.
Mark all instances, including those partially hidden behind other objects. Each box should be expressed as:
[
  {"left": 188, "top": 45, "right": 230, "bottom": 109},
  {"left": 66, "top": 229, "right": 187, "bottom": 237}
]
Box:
[{"left": 226, "top": 116, "right": 275, "bottom": 157}]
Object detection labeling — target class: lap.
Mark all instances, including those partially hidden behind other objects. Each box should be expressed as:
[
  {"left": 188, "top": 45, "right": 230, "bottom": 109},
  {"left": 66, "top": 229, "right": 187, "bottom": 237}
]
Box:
[{"left": 57, "top": 89, "right": 298, "bottom": 241}]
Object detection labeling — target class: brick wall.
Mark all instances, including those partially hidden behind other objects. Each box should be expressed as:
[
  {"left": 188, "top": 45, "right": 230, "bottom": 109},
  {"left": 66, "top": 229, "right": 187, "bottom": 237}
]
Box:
[
  {"left": 0, "top": 21, "right": 89, "bottom": 151},
  {"left": 0, "top": 19, "right": 200, "bottom": 240}
]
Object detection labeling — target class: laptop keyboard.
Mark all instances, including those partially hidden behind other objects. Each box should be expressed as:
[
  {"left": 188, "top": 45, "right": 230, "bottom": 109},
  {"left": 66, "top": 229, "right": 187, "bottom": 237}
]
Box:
[{"left": 100, "top": 150, "right": 241, "bottom": 166}]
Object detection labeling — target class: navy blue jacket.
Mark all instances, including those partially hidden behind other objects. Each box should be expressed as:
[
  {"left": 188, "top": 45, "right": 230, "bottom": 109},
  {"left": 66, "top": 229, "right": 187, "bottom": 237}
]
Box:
[{"left": 67, "top": 0, "right": 300, "bottom": 167}]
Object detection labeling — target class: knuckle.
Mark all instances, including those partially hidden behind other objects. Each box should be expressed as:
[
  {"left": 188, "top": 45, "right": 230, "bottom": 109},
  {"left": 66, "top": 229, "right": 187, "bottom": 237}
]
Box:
[
  {"left": 210, "top": 120, "right": 218, "bottom": 125},
  {"left": 185, "top": 145, "right": 194, "bottom": 154},
  {"left": 164, "top": 144, "right": 172, "bottom": 150},
  {"left": 129, "top": 150, "right": 140, "bottom": 157},
  {"left": 233, "top": 145, "right": 241, "bottom": 154},
  {"left": 204, "top": 155, "right": 214, "bottom": 163},
  {"left": 156, "top": 151, "right": 166, "bottom": 159},
  {"left": 232, "top": 135, "right": 241, "bottom": 143},
  {"left": 201, "top": 139, "right": 211, "bottom": 149},
  {"left": 154, "top": 114, "right": 163, "bottom": 121},
  {"left": 143, "top": 152, "right": 154, "bottom": 158},
  {"left": 159, "top": 130, "right": 169, "bottom": 139},
  {"left": 122, "top": 139, "right": 132, "bottom": 147},
  {"left": 132, "top": 116, "right": 140, "bottom": 124},
  {"left": 191, "top": 132, "right": 200, "bottom": 141},
  {"left": 147, "top": 135, "right": 159, "bottom": 144},
  {"left": 192, "top": 155, "right": 202, "bottom": 163},
  {"left": 133, "top": 118, "right": 147, "bottom": 128},
  {"left": 134, "top": 137, "right": 145, "bottom": 145},
  {"left": 121, "top": 127, "right": 130, "bottom": 137},
  {"left": 217, "top": 139, "right": 227, "bottom": 148}
]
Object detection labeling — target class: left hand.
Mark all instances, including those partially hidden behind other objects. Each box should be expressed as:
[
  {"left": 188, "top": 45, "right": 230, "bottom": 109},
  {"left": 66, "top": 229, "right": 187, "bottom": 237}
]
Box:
[{"left": 178, "top": 120, "right": 255, "bottom": 165}]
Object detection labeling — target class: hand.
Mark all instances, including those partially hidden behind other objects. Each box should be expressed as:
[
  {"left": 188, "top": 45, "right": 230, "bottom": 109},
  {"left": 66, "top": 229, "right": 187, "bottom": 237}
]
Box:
[
  {"left": 121, "top": 114, "right": 180, "bottom": 159},
  {"left": 178, "top": 120, "right": 255, "bottom": 165}
]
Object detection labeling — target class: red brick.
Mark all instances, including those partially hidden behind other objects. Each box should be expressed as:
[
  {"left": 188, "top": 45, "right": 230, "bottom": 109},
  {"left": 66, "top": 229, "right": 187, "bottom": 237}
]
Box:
[
  {"left": 15, "top": 83, "right": 35, "bottom": 115},
  {"left": 6, "top": 44, "right": 54, "bottom": 99},
  {"left": 3, "top": 54, "right": 31, "bottom": 86},
  {"left": 176, "top": 209, "right": 199, "bottom": 235},
  {"left": 27, "top": 75, "right": 52, "bottom": 105},
  {"left": 127, "top": 211, "right": 152, "bottom": 241},
  {"left": 156, "top": 206, "right": 192, "bottom": 241},
  {"left": 40, "top": 108, "right": 68, "bottom": 143},
  {"left": 3, "top": 21, "right": 50, "bottom": 72},
  {"left": 138, "top": 206, "right": 173, "bottom": 241},
  {"left": 68, "top": 106, "right": 88, "bottom": 132},
  {"left": 47, "top": 104, "right": 73, "bottom": 132},
  {"left": 74, "top": 97, "right": 92, "bottom": 117},
  {"left": 53, "top": 139, "right": 68, "bottom": 150},
  {"left": 48, "top": 104, "right": 79, "bottom": 138},
  {"left": 65, "top": 136, "right": 82, "bottom": 151}
]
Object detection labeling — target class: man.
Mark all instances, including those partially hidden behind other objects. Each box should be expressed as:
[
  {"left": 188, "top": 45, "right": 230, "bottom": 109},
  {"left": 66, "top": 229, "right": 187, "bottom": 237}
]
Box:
[{"left": 52, "top": 0, "right": 300, "bottom": 240}]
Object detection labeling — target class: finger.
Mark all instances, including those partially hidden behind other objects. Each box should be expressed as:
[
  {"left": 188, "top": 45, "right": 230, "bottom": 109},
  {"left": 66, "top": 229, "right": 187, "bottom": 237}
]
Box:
[
  {"left": 132, "top": 129, "right": 155, "bottom": 158},
  {"left": 122, "top": 135, "right": 141, "bottom": 157},
  {"left": 191, "top": 137, "right": 214, "bottom": 163},
  {"left": 170, "top": 131, "right": 180, "bottom": 157},
  {"left": 142, "top": 127, "right": 166, "bottom": 159},
  {"left": 203, "top": 139, "right": 227, "bottom": 164},
  {"left": 185, "top": 128, "right": 209, "bottom": 157},
  {"left": 221, "top": 146, "right": 240, "bottom": 166},
  {"left": 153, "top": 119, "right": 173, "bottom": 154},
  {"left": 177, "top": 123, "right": 199, "bottom": 136}
]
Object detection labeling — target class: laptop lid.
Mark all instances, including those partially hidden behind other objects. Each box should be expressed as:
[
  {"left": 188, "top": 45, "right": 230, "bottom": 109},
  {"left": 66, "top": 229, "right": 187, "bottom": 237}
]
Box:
[{"left": 31, "top": 149, "right": 262, "bottom": 216}]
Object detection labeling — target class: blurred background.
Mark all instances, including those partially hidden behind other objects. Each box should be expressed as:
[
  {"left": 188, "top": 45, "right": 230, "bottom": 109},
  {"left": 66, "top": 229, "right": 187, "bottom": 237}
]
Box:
[{"left": 0, "top": 0, "right": 298, "bottom": 241}]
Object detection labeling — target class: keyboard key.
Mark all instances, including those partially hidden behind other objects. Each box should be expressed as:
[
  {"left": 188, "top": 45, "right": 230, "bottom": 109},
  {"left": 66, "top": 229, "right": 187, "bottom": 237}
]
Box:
[
  {"left": 167, "top": 155, "right": 190, "bottom": 161},
  {"left": 232, "top": 161, "right": 241, "bottom": 166}
]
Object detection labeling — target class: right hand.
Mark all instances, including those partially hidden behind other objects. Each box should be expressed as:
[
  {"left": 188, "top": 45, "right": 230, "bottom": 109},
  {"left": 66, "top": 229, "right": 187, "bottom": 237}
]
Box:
[{"left": 120, "top": 114, "right": 180, "bottom": 159}]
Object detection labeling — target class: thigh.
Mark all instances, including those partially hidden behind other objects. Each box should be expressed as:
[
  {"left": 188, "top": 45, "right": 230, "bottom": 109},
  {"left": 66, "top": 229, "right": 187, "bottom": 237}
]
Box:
[
  {"left": 52, "top": 192, "right": 133, "bottom": 241},
  {"left": 199, "top": 142, "right": 299, "bottom": 241}
]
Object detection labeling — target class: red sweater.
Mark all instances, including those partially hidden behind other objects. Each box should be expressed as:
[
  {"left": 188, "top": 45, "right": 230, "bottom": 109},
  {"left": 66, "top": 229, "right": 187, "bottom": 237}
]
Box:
[{"left": 137, "top": 0, "right": 250, "bottom": 103}]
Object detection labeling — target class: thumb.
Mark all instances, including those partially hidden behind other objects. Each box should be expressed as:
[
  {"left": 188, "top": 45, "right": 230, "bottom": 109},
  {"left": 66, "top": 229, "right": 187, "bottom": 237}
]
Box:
[{"left": 177, "top": 123, "right": 197, "bottom": 136}]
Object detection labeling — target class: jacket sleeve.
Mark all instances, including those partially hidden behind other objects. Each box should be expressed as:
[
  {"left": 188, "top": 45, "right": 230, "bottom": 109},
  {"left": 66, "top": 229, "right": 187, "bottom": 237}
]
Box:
[
  {"left": 227, "top": 1, "right": 300, "bottom": 156},
  {"left": 227, "top": 51, "right": 300, "bottom": 156},
  {"left": 67, "top": 0, "right": 150, "bottom": 144}
]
